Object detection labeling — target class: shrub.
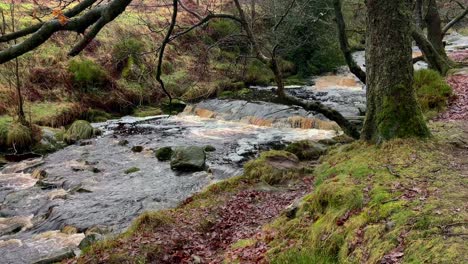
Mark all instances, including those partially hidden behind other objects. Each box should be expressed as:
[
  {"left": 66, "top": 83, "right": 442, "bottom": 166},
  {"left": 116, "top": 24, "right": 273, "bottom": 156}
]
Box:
[
  {"left": 413, "top": 69, "right": 453, "bottom": 118},
  {"left": 112, "top": 38, "right": 145, "bottom": 63},
  {"left": 207, "top": 19, "right": 239, "bottom": 41},
  {"left": 0, "top": 116, "right": 12, "bottom": 148},
  {"left": 132, "top": 106, "right": 163, "bottom": 117},
  {"left": 82, "top": 108, "right": 113, "bottom": 123},
  {"left": 7, "top": 122, "right": 33, "bottom": 150},
  {"left": 69, "top": 59, "right": 107, "bottom": 91},
  {"left": 63, "top": 120, "right": 95, "bottom": 144},
  {"left": 244, "top": 60, "right": 274, "bottom": 86}
]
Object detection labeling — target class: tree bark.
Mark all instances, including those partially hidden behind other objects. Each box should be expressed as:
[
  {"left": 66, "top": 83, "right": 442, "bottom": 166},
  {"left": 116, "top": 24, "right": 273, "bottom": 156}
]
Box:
[
  {"left": 362, "top": 0, "right": 430, "bottom": 143},
  {"left": 412, "top": 26, "right": 452, "bottom": 75},
  {"left": 414, "top": 0, "right": 424, "bottom": 29},
  {"left": 332, "top": 0, "right": 366, "bottom": 84},
  {"left": 424, "top": 0, "right": 447, "bottom": 58}
]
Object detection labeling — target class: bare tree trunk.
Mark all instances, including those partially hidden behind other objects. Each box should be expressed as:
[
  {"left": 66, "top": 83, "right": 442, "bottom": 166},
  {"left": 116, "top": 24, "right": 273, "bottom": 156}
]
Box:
[
  {"left": 333, "top": 0, "right": 366, "bottom": 84},
  {"left": 362, "top": 0, "right": 429, "bottom": 142},
  {"left": 424, "top": 0, "right": 447, "bottom": 58},
  {"left": 156, "top": 0, "right": 178, "bottom": 103},
  {"left": 10, "top": 2, "right": 25, "bottom": 124},
  {"left": 414, "top": 0, "right": 424, "bottom": 29},
  {"left": 412, "top": 26, "right": 452, "bottom": 75},
  {"left": 269, "top": 56, "right": 285, "bottom": 98}
]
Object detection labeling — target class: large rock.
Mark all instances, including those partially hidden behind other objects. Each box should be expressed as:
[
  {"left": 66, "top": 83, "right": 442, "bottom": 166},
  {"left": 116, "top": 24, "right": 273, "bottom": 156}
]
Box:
[
  {"left": 170, "top": 146, "right": 206, "bottom": 172},
  {"left": 285, "top": 141, "right": 328, "bottom": 161}
]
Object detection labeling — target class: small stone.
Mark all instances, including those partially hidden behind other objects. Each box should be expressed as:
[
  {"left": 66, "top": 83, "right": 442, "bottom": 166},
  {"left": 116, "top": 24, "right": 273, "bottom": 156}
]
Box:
[
  {"left": 192, "top": 255, "right": 202, "bottom": 264},
  {"left": 385, "top": 221, "right": 395, "bottom": 231},
  {"left": 78, "top": 233, "right": 103, "bottom": 250},
  {"left": 131, "top": 146, "right": 144, "bottom": 152},
  {"left": 155, "top": 146, "right": 173, "bottom": 161},
  {"left": 284, "top": 199, "right": 302, "bottom": 219},
  {"left": 79, "top": 140, "right": 93, "bottom": 146},
  {"left": 118, "top": 139, "right": 129, "bottom": 146},
  {"left": 204, "top": 145, "right": 216, "bottom": 152}
]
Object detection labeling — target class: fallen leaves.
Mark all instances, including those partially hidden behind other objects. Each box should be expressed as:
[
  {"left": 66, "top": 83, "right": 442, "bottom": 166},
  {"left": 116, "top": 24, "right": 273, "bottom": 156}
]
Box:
[{"left": 77, "top": 179, "right": 312, "bottom": 263}]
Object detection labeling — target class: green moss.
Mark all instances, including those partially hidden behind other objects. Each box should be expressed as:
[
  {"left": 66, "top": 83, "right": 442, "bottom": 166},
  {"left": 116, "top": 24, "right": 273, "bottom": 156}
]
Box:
[
  {"left": 155, "top": 147, "right": 173, "bottom": 161},
  {"left": 271, "top": 250, "right": 336, "bottom": 264},
  {"left": 26, "top": 102, "right": 81, "bottom": 127},
  {"left": 302, "top": 177, "right": 364, "bottom": 216},
  {"left": 124, "top": 167, "right": 140, "bottom": 174},
  {"left": 263, "top": 132, "right": 466, "bottom": 263},
  {"left": 63, "top": 120, "right": 95, "bottom": 144},
  {"left": 127, "top": 211, "right": 173, "bottom": 234},
  {"left": 0, "top": 115, "right": 12, "bottom": 148},
  {"left": 132, "top": 106, "right": 163, "bottom": 117},
  {"left": 219, "top": 88, "right": 251, "bottom": 99},
  {"left": 377, "top": 84, "right": 430, "bottom": 140},
  {"left": 243, "top": 150, "right": 301, "bottom": 185},
  {"left": 82, "top": 108, "right": 113, "bottom": 123},
  {"left": 69, "top": 59, "right": 107, "bottom": 91},
  {"left": 414, "top": 69, "right": 453, "bottom": 118},
  {"left": 245, "top": 60, "right": 274, "bottom": 86},
  {"left": 285, "top": 141, "right": 328, "bottom": 161},
  {"left": 112, "top": 38, "right": 145, "bottom": 64},
  {"left": 231, "top": 238, "right": 256, "bottom": 250},
  {"left": 207, "top": 19, "right": 240, "bottom": 41},
  {"left": 6, "top": 122, "right": 33, "bottom": 150}
]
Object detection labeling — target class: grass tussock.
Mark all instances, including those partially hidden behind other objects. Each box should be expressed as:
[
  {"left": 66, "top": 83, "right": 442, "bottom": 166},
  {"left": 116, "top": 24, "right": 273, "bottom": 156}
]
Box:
[
  {"left": 6, "top": 122, "right": 33, "bottom": 151},
  {"left": 63, "top": 120, "right": 95, "bottom": 144},
  {"left": 414, "top": 69, "right": 453, "bottom": 119}
]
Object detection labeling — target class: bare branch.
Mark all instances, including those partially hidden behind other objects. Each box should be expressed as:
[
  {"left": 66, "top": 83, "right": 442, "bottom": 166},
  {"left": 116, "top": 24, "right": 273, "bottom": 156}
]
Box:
[
  {"left": 0, "top": 0, "right": 99, "bottom": 43},
  {"left": 442, "top": 6, "right": 468, "bottom": 35},
  {"left": 0, "top": 0, "right": 132, "bottom": 64}
]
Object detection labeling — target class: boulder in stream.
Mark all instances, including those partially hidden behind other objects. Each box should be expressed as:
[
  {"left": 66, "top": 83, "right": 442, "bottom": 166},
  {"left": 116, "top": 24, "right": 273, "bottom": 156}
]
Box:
[
  {"left": 170, "top": 146, "right": 206, "bottom": 172},
  {"left": 63, "top": 120, "right": 95, "bottom": 144}
]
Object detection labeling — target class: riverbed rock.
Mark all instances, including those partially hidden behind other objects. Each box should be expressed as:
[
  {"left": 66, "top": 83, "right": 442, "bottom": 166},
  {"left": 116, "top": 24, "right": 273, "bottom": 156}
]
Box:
[
  {"left": 32, "top": 248, "right": 75, "bottom": 264},
  {"left": 118, "top": 139, "right": 129, "bottom": 146},
  {"left": 285, "top": 141, "right": 328, "bottom": 161},
  {"left": 131, "top": 146, "right": 144, "bottom": 153},
  {"left": 204, "top": 145, "right": 216, "bottom": 152},
  {"left": 78, "top": 233, "right": 103, "bottom": 250},
  {"left": 244, "top": 150, "right": 300, "bottom": 185},
  {"left": 170, "top": 146, "right": 206, "bottom": 172},
  {"left": 155, "top": 147, "right": 173, "bottom": 161}
]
